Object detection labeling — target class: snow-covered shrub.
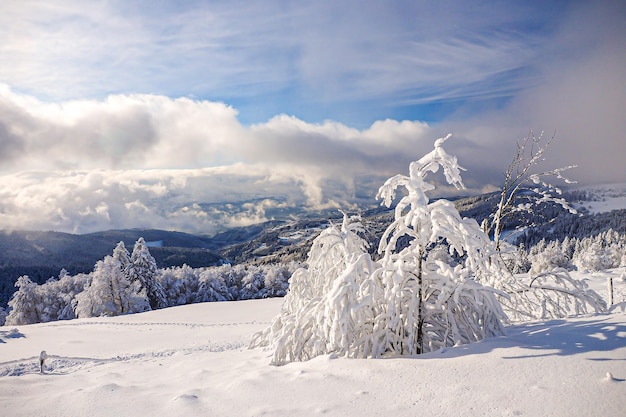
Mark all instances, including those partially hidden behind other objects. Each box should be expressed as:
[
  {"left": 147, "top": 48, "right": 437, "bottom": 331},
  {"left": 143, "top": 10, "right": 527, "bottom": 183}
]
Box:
[
  {"left": 495, "top": 239, "right": 606, "bottom": 321},
  {"left": 252, "top": 136, "right": 507, "bottom": 364},
  {"left": 528, "top": 241, "right": 572, "bottom": 275},
  {"left": 513, "top": 268, "right": 606, "bottom": 319},
  {"left": 250, "top": 213, "right": 379, "bottom": 364}
]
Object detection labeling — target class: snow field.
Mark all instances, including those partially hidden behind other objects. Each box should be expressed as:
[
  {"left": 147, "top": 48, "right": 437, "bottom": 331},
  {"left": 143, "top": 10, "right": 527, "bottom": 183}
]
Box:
[{"left": 2, "top": 275, "right": 626, "bottom": 417}]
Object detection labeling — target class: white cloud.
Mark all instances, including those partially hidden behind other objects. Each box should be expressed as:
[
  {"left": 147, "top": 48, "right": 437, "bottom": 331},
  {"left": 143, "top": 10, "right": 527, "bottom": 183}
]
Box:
[
  {"left": 0, "top": 86, "right": 444, "bottom": 233},
  {"left": 0, "top": 86, "right": 242, "bottom": 171},
  {"left": 0, "top": 1, "right": 623, "bottom": 233},
  {"left": 446, "top": 0, "right": 626, "bottom": 187}
]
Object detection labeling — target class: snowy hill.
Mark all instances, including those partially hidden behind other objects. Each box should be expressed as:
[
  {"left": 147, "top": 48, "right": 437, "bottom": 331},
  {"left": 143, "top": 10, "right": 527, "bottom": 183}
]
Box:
[
  {"left": 574, "top": 182, "right": 626, "bottom": 214},
  {"left": 1, "top": 270, "right": 625, "bottom": 417}
]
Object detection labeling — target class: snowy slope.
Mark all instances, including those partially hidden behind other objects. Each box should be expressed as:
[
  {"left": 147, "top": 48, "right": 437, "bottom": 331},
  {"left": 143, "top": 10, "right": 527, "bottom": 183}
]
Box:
[
  {"left": 1, "top": 272, "right": 626, "bottom": 417},
  {"left": 575, "top": 182, "right": 626, "bottom": 214}
]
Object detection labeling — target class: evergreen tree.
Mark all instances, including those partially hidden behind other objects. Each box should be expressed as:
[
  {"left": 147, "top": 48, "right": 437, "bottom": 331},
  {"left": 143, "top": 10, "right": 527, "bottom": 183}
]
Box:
[
  {"left": 112, "top": 241, "right": 131, "bottom": 272},
  {"left": 75, "top": 255, "right": 149, "bottom": 318},
  {"left": 128, "top": 238, "right": 167, "bottom": 310},
  {"left": 5, "top": 276, "right": 41, "bottom": 325}
]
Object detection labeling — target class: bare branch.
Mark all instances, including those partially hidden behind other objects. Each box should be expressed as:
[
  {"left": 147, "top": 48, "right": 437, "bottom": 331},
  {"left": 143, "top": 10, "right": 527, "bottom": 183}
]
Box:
[{"left": 488, "top": 131, "right": 576, "bottom": 251}]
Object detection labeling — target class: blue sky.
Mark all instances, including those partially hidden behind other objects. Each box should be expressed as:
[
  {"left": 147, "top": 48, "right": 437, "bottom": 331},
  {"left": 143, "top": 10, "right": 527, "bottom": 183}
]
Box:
[
  {"left": 0, "top": 0, "right": 624, "bottom": 233},
  {"left": 1, "top": 0, "right": 574, "bottom": 126}
]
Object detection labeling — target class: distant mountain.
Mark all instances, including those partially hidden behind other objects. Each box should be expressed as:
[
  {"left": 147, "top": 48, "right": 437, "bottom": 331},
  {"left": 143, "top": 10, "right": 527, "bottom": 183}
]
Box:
[
  {"left": 0, "top": 229, "right": 223, "bottom": 306},
  {"left": 2, "top": 183, "right": 625, "bottom": 307}
]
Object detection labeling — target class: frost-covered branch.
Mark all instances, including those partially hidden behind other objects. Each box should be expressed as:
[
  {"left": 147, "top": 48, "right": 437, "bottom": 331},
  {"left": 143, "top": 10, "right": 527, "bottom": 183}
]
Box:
[
  {"left": 501, "top": 268, "right": 607, "bottom": 321},
  {"left": 487, "top": 131, "right": 577, "bottom": 251}
]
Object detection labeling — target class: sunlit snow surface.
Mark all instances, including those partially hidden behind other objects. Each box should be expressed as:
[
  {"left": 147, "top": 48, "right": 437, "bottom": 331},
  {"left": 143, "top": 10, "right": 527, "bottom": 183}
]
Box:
[
  {"left": 575, "top": 182, "right": 626, "bottom": 214},
  {"left": 1, "top": 271, "right": 626, "bottom": 417}
]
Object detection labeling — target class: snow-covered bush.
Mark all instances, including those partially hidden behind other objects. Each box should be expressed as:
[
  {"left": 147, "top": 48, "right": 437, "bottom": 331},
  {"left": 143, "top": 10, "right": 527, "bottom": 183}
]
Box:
[
  {"left": 252, "top": 136, "right": 507, "bottom": 364},
  {"left": 528, "top": 241, "right": 572, "bottom": 275},
  {"left": 250, "top": 213, "right": 378, "bottom": 364},
  {"left": 513, "top": 268, "right": 606, "bottom": 320},
  {"left": 496, "top": 242, "right": 606, "bottom": 321}
]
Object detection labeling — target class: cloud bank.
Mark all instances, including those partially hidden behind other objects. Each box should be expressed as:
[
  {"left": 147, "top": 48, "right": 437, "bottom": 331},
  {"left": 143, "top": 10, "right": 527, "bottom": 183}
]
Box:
[
  {"left": 0, "top": 86, "right": 447, "bottom": 233},
  {"left": 0, "top": 1, "right": 623, "bottom": 234}
]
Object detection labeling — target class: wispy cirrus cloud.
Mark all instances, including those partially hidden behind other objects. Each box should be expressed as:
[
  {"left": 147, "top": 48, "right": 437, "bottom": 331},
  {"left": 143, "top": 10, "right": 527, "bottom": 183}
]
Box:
[{"left": 0, "top": 0, "right": 564, "bottom": 123}]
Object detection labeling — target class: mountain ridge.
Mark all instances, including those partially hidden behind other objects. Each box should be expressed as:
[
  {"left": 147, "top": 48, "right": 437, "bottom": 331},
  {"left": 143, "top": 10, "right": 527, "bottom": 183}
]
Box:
[{"left": 1, "top": 184, "right": 625, "bottom": 307}]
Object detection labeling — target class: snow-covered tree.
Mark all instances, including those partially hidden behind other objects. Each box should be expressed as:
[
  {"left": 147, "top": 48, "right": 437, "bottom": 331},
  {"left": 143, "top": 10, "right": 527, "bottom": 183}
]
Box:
[
  {"left": 263, "top": 264, "right": 291, "bottom": 298},
  {"left": 370, "top": 134, "right": 506, "bottom": 355},
  {"left": 5, "top": 276, "right": 41, "bottom": 325},
  {"left": 239, "top": 266, "right": 266, "bottom": 300},
  {"left": 75, "top": 254, "right": 149, "bottom": 318},
  {"left": 159, "top": 264, "right": 197, "bottom": 306},
  {"left": 529, "top": 240, "right": 572, "bottom": 275},
  {"left": 113, "top": 240, "right": 131, "bottom": 272},
  {"left": 128, "top": 238, "right": 167, "bottom": 310},
  {"left": 252, "top": 136, "right": 507, "bottom": 364},
  {"left": 195, "top": 268, "right": 230, "bottom": 302}
]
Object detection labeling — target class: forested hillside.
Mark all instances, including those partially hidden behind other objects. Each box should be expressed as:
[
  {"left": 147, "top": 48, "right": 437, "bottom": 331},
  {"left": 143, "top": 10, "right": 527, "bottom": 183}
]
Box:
[{"left": 1, "top": 185, "right": 625, "bottom": 308}]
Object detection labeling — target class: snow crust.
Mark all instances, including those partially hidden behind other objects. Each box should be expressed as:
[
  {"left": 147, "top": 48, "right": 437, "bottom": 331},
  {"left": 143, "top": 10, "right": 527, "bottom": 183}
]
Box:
[{"left": 1, "top": 272, "right": 626, "bottom": 417}]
